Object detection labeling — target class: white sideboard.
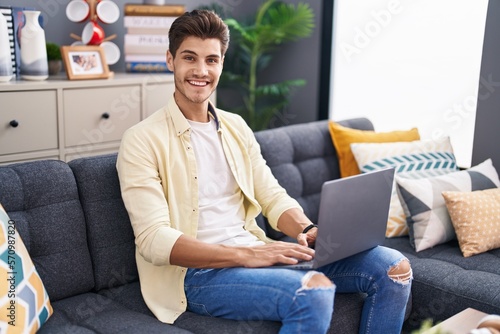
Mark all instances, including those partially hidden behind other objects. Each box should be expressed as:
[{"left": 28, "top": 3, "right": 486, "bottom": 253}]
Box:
[{"left": 0, "top": 73, "right": 175, "bottom": 164}]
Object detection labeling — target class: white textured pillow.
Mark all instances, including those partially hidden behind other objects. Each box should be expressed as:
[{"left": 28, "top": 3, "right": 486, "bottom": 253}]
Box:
[
  {"left": 396, "top": 159, "right": 500, "bottom": 252},
  {"left": 351, "top": 137, "right": 458, "bottom": 237}
]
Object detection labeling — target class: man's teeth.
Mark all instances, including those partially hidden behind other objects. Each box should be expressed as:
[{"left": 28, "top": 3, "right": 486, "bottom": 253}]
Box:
[{"left": 189, "top": 81, "right": 207, "bottom": 86}]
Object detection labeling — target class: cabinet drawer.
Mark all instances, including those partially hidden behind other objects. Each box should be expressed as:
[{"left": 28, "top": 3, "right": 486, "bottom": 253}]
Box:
[
  {"left": 0, "top": 90, "right": 58, "bottom": 155},
  {"left": 63, "top": 85, "right": 141, "bottom": 147}
]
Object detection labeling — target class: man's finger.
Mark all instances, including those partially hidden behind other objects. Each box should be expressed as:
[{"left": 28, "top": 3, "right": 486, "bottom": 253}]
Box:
[{"left": 297, "top": 233, "right": 308, "bottom": 246}]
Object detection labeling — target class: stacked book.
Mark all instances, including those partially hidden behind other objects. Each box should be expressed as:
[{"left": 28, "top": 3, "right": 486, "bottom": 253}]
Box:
[
  {"left": 0, "top": 6, "right": 35, "bottom": 77},
  {"left": 123, "top": 3, "right": 185, "bottom": 73}
]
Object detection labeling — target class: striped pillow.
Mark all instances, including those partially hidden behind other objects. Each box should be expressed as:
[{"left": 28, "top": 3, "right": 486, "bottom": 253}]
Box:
[
  {"left": 0, "top": 204, "right": 53, "bottom": 333},
  {"left": 351, "top": 137, "right": 458, "bottom": 237}
]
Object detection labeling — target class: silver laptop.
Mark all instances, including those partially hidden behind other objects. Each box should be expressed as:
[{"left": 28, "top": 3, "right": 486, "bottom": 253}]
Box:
[{"left": 275, "top": 167, "right": 395, "bottom": 269}]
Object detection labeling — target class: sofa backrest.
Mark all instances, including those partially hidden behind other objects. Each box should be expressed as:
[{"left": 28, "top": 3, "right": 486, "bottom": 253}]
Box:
[
  {"left": 69, "top": 154, "right": 138, "bottom": 291},
  {"left": 254, "top": 118, "right": 374, "bottom": 240},
  {"left": 0, "top": 160, "right": 95, "bottom": 301}
]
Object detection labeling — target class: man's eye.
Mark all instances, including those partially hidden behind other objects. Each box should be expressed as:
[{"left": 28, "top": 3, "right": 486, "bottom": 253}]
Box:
[
  {"left": 184, "top": 56, "right": 194, "bottom": 61},
  {"left": 207, "top": 59, "right": 218, "bottom": 64}
]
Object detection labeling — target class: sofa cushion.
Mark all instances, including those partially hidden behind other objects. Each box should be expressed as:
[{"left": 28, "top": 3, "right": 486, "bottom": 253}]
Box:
[
  {"left": 255, "top": 119, "right": 374, "bottom": 240},
  {"left": 396, "top": 159, "right": 500, "bottom": 252},
  {"left": 384, "top": 237, "right": 500, "bottom": 330},
  {"left": 39, "top": 292, "right": 191, "bottom": 334},
  {"left": 350, "top": 137, "right": 459, "bottom": 238},
  {"left": 69, "top": 154, "right": 138, "bottom": 291},
  {"left": 328, "top": 121, "right": 420, "bottom": 178},
  {"left": 101, "top": 281, "right": 367, "bottom": 334},
  {"left": 1, "top": 203, "right": 53, "bottom": 333},
  {"left": 174, "top": 311, "right": 282, "bottom": 334},
  {"left": 442, "top": 188, "right": 500, "bottom": 257},
  {"left": 0, "top": 160, "right": 94, "bottom": 301},
  {"left": 174, "top": 293, "right": 364, "bottom": 334},
  {"left": 103, "top": 282, "right": 311, "bottom": 334}
]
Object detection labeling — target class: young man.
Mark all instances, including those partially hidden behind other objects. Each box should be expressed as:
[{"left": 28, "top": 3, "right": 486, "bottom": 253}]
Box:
[{"left": 117, "top": 10, "right": 412, "bottom": 334}]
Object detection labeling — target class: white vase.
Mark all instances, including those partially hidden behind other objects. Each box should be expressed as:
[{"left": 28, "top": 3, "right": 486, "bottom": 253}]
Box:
[
  {"left": 0, "top": 12, "right": 13, "bottom": 82},
  {"left": 20, "top": 10, "right": 48, "bottom": 81}
]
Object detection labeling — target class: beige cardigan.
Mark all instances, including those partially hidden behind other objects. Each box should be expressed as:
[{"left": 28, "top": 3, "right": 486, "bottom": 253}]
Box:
[{"left": 116, "top": 96, "right": 301, "bottom": 324}]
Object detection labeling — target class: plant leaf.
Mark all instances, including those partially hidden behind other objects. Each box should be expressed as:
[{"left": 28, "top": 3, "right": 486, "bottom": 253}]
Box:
[
  {"left": 257, "top": 2, "right": 315, "bottom": 49},
  {"left": 255, "top": 79, "right": 306, "bottom": 97}
]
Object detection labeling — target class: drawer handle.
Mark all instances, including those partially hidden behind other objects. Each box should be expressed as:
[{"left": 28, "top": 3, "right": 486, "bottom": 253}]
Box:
[
  {"left": 101, "top": 112, "right": 110, "bottom": 119},
  {"left": 9, "top": 120, "right": 19, "bottom": 128}
]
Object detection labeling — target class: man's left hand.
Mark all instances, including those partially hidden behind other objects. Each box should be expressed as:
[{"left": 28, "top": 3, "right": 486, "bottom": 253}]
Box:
[{"left": 297, "top": 227, "right": 317, "bottom": 247}]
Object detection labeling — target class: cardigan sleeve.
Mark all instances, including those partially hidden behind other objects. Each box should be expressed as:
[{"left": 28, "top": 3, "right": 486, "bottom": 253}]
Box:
[{"left": 116, "top": 127, "right": 183, "bottom": 266}]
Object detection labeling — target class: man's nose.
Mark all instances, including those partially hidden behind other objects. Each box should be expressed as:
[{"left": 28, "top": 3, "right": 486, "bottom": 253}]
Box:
[{"left": 193, "top": 61, "right": 208, "bottom": 76}]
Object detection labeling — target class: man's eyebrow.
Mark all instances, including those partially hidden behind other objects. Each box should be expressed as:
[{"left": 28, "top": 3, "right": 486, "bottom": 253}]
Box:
[
  {"left": 180, "top": 50, "right": 197, "bottom": 55},
  {"left": 179, "top": 49, "right": 221, "bottom": 59}
]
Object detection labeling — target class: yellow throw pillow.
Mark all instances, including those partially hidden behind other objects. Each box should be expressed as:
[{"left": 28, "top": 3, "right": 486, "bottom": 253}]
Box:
[
  {"left": 442, "top": 188, "right": 500, "bottom": 257},
  {"left": 328, "top": 121, "right": 420, "bottom": 178}
]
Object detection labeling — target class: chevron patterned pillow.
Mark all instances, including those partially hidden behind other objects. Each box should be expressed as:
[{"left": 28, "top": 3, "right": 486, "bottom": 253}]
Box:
[
  {"left": 396, "top": 159, "right": 500, "bottom": 252},
  {"left": 0, "top": 204, "right": 53, "bottom": 333},
  {"left": 351, "top": 137, "right": 458, "bottom": 238}
]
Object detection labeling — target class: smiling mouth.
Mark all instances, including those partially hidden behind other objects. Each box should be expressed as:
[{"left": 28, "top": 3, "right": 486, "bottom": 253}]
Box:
[{"left": 188, "top": 80, "right": 209, "bottom": 87}]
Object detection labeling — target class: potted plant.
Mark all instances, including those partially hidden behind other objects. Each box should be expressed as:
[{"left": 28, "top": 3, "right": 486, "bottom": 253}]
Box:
[
  {"left": 46, "top": 42, "right": 62, "bottom": 75},
  {"left": 202, "top": 0, "right": 315, "bottom": 130}
]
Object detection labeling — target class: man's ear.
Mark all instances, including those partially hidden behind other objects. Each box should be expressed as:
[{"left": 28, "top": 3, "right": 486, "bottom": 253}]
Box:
[{"left": 166, "top": 50, "right": 174, "bottom": 71}]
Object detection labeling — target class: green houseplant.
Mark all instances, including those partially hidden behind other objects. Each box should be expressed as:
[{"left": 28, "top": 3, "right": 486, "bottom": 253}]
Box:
[
  {"left": 216, "top": 0, "right": 315, "bottom": 130},
  {"left": 46, "top": 42, "right": 62, "bottom": 75}
]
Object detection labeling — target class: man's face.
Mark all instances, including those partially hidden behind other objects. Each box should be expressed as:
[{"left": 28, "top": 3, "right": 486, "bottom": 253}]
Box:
[{"left": 167, "top": 36, "right": 223, "bottom": 106}]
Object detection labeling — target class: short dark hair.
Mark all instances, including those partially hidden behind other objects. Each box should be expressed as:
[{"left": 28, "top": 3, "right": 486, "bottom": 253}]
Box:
[{"left": 168, "top": 10, "right": 230, "bottom": 58}]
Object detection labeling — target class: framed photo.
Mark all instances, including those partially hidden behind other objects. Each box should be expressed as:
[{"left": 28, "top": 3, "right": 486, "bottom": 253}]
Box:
[{"left": 61, "top": 45, "right": 112, "bottom": 80}]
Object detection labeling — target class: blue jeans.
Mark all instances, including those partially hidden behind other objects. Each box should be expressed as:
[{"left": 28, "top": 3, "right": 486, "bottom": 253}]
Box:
[{"left": 184, "top": 246, "right": 411, "bottom": 334}]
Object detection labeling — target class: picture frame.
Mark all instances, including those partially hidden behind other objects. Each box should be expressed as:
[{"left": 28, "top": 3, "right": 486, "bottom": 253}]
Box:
[{"left": 61, "top": 45, "right": 112, "bottom": 80}]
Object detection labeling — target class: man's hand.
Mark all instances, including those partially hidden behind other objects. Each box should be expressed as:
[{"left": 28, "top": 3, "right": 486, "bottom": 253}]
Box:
[
  {"left": 170, "top": 235, "right": 314, "bottom": 269},
  {"left": 240, "top": 241, "right": 315, "bottom": 268},
  {"left": 297, "top": 227, "right": 318, "bottom": 247},
  {"left": 276, "top": 208, "right": 318, "bottom": 247}
]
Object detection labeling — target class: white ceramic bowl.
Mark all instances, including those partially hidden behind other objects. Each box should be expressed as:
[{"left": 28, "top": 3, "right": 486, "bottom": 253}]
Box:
[
  {"left": 66, "top": 0, "right": 90, "bottom": 23},
  {"left": 96, "top": 0, "right": 120, "bottom": 24},
  {"left": 101, "top": 41, "right": 120, "bottom": 65}
]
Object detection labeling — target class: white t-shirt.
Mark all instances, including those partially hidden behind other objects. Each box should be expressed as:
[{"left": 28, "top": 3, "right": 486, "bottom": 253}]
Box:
[{"left": 188, "top": 118, "right": 265, "bottom": 246}]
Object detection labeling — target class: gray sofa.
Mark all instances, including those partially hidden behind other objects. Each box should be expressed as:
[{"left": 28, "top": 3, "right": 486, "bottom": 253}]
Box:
[{"left": 0, "top": 118, "right": 498, "bottom": 333}]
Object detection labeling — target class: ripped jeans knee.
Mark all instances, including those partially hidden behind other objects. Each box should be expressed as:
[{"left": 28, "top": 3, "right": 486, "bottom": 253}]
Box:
[
  {"left": 281, "top": 271, "right": 336, "bottom": 334},
  {"left": 300, "top": 271, "right": 336, "bottom": 290},
  {"left": 388, "top": 258, "right": 412, "bottom": 285}
]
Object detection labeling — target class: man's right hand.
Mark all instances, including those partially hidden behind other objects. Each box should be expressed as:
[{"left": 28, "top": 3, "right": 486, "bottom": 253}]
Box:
[
  {"left": 170, "top": 235, "right": 314, "bottom": 269},
  {"left": 239, "top": 241, "right": 315, "bottom": 268}
]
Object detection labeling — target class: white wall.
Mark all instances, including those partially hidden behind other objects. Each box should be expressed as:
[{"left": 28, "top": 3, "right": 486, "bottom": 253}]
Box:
[{"left": 329, "top": 0, "right": 489, "bottom": 168}]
